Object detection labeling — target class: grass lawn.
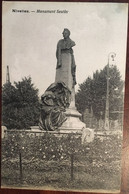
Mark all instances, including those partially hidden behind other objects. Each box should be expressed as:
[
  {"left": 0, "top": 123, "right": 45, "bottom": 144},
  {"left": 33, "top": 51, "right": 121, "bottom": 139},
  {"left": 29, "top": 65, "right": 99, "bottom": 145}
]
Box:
[{"left": 1, "top": 156, "right": 121, "bottom": 192}]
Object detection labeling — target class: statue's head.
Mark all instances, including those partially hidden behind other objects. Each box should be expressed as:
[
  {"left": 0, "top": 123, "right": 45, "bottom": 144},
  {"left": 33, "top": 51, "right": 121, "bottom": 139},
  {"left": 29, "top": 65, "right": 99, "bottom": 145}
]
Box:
[{"left": 62, "top": 28, "right": 70, "bottom": 39}]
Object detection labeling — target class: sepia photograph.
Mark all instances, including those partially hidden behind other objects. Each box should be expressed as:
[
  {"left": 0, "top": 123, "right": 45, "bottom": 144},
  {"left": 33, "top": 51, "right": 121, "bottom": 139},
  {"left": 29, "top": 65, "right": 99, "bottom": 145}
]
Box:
[{"left": 1, "top": 1, "right": 128, "bottom": 193}]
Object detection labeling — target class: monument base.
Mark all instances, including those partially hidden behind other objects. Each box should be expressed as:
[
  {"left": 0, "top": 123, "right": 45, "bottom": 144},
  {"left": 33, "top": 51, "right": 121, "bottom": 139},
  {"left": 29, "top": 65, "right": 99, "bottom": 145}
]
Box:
[{"left": 58, "top": 107, "right": 86, "bottom": 133}]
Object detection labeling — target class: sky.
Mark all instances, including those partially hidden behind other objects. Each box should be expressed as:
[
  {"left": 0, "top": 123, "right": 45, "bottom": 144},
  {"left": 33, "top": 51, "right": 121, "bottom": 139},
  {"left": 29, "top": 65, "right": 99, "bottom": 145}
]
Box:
[{"left": 2, "top": 2, "right": 128, "bottom": 96}]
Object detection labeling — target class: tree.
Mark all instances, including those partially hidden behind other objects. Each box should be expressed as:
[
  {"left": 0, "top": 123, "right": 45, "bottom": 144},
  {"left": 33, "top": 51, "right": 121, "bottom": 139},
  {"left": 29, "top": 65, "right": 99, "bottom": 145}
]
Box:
[
  {"left": 2, "top": 77, "right": 40, "bottom": 129},
  {"left": 75, "top": 65, "right": 124, "bottom": 121}
]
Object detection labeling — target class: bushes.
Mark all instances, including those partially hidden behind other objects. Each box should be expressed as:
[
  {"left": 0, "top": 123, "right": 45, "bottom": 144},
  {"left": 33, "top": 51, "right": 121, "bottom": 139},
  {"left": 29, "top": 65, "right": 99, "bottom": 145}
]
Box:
[
  {"left": 2, "top": 131, "right": 122, "bottom": 164},
  {"left": 2, "top": 132, "right": 81, "bottom": 161}
]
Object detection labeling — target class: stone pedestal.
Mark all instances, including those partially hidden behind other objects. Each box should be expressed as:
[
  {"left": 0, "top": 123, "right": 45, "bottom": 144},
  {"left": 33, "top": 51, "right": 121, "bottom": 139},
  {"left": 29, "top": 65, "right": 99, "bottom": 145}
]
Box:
[
  {"left": 59, "top": 108, "right": 86, "bottom": 133},
  {"left": 55, "top": 53, "right": 73, "bottom": 91},
  {"left": 55, "top": 53, "right": 86, "bottom": 133}
]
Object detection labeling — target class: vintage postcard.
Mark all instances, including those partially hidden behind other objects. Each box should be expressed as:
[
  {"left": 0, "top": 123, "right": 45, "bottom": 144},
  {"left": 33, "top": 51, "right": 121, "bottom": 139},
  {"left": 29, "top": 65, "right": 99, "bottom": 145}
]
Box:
[{"left": 1, "top": 1, "right": 128, "bottom": 193}]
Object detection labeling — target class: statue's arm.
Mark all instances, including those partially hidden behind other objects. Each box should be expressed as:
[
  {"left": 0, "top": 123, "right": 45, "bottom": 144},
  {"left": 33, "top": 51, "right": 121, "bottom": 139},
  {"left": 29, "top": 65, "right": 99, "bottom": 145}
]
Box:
[
  {"left": 56, "top": 40, "right": 61, "bottom": 59},
  {"left": 56, "top": 40, "right": 62, "bottom": 68},
  {"left": 65, "top": 39, "right": 76, "bottom": 49},
  {"left": 70, "top": 40, "right": 76, "bottom": 48}
]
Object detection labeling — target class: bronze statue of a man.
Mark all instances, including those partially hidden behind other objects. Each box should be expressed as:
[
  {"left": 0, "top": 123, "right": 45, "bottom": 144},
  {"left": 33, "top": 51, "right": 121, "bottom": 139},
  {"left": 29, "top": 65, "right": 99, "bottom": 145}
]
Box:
[{"left": 56, "top": 28, "right": 77, "bottom": 86}]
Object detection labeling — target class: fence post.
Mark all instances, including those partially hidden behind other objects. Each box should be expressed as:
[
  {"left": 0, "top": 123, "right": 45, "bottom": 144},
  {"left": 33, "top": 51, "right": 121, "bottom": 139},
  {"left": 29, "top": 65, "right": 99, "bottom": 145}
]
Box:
[
  {"left": 70, "top": 153, "right": 74, "bottom": 181},
  {"left": 19, "top": 152, "right": 23, "bottom": 183}
]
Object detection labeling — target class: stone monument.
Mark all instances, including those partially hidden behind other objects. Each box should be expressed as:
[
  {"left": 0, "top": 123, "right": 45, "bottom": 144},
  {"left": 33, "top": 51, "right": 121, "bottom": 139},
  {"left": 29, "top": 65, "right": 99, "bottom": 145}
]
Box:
[
  {"left": 55, "top": 28, "right": 85, "bottom": 132},
  {"left": 40, "top": 29, "right": 86, "bottom": 133}
]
